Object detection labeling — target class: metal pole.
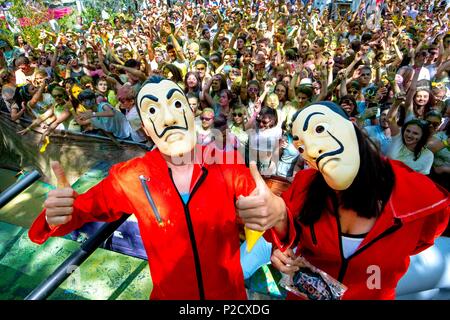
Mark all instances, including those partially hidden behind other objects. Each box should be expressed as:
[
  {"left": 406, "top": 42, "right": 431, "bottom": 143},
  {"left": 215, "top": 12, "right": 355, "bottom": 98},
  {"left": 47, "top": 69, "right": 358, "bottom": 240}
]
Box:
[
  {"left": 25, "top": 214, "right": 130, "bottom": 300},
  {"left": 0, "top": 170, "right": 41, "bottom": 209}
]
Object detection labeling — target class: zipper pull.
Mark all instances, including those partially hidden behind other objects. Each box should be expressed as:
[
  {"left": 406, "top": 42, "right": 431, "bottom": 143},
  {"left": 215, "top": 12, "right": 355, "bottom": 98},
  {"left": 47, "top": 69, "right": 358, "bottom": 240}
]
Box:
[{"left": 139, "top": 175, "right": 164, "bottom": 226}]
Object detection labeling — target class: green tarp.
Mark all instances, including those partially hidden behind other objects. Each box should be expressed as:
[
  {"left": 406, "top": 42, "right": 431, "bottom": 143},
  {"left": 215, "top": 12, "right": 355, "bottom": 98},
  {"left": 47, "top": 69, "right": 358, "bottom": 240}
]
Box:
[{"left": 0, "top": 221, "right": 152, "bottom": 300}]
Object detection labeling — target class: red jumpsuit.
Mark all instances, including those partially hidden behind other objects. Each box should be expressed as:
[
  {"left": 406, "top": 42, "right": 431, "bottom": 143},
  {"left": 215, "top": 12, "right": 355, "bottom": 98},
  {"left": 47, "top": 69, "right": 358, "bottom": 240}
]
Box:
[
  {"left": 29, "top": 145, "right": 255, "bottom": 300},
  {"left": 268, "top": 159, "right": 449, "bottom": 300}
]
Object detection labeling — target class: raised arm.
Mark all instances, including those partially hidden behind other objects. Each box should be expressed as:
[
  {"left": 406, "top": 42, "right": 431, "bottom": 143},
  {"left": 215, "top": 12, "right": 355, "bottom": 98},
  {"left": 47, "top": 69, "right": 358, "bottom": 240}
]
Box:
[
  {"left": 387, "top": 94, "right": 406, "bottom": 137},
  {"left": 240, "top": 64, "right": 249, "bottom": 103},
  {"left": 111, "top": 63, "right": 148, "bottom": 82},
  {"left": 201, "top": 77, "right": 214, "bottom": 107},
  {"left": 404, "top": 67, "right": 421, "bottom": 116}
]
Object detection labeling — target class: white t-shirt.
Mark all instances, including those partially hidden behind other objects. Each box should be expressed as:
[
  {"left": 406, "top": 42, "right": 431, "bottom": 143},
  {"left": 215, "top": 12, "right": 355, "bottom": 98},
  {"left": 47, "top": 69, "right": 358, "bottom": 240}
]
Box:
[
  {"left": 15, "top": 69, "right": 34, "bottom": 86},
  {"left": 416, "top": 67, "right": 431, "bottom": 82},
  {"left": 387, "top": 133, "right": 434, "bottom": 175},
  {"left": 126, "top": 107, "right": 147, "bottom": 142},
  {"left": 196, "top": 124, "right": 214, "bottom": 146}
]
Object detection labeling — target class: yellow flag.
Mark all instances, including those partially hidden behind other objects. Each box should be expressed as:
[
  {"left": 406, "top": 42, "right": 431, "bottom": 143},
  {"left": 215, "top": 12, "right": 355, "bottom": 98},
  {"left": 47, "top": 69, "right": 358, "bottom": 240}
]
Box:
[
  {"left": 39, "top": 136, "right": 50, "bottom": 153},
  {"left": 245, "top": 227, "right": 264, "bottom": 252}
]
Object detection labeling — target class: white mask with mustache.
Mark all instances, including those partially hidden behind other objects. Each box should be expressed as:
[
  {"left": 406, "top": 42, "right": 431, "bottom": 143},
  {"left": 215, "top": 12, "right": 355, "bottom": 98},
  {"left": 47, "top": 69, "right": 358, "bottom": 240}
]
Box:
[
  {"left": 291, "top": 103, "right": 360, "bottom": 190},
  {"left": 137, "top": 78, "right": 196, "bottom": 157}
]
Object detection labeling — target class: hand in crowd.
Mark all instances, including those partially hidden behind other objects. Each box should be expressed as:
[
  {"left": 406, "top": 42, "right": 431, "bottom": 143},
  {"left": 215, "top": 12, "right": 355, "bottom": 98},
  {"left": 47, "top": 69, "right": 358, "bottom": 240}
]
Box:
[{"left": 77, "top": 111, "right": 94, "bottom": 121}]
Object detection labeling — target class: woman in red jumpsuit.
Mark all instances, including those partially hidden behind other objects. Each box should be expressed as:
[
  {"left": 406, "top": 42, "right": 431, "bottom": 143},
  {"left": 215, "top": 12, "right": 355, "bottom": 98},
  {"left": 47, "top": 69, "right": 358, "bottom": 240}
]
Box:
[{"left": 237, "top": 101, "right": 449, "bottom": 300}]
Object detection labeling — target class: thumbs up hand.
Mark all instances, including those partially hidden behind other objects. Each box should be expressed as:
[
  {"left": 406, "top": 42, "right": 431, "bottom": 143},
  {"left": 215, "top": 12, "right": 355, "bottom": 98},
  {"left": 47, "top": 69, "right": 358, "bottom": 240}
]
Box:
[
  {"left": 236, "top": 162, "right": 287, "bottom": 231},
  {"left": 44, "top": 161, "right": 77, "bottom": 226}
]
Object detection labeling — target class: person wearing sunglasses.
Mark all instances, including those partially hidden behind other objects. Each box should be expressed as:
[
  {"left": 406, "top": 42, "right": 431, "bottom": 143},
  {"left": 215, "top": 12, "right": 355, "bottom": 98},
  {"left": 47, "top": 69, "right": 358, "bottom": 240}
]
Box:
[
  {"left": 196, "top": 108, "right": 215, "bottom": 146},
  {"left": 229, "top": 106, "right": 249, "bottom": 154}
]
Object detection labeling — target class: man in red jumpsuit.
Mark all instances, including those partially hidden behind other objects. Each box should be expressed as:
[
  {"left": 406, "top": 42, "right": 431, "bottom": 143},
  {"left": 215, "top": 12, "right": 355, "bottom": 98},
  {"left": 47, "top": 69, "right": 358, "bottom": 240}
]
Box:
[
  {"left": 237, "top": 101, "right": 450, "bottom": 299},
  {"left": 28, "top": 76, "right": 284, "bottom": 300}
]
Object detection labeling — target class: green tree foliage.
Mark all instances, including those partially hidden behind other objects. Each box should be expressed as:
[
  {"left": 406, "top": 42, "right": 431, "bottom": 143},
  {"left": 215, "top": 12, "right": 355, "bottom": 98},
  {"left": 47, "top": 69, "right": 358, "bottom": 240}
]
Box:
[{"left": 0, "top": 0, "right": 50, "bottom": 46}]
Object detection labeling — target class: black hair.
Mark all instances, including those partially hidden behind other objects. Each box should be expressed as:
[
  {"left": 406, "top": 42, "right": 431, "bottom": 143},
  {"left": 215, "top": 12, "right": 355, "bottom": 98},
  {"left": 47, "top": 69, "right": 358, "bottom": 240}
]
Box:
[
  {"left": 401, "top": 119, "right": 431, "bottom": 161},
  {"left": 296, "top": 125, "right": 395, "bottom": 226},
  {"left": 194, "top": 59, "right": 208, "bottom": 67},
  {"left": 361, "top": 33, "right": 373, "bottom": 44},
  {"left": 211, "top": 73, "right": 228, "bottom": 94},
  {"left": 199, "top": 40, "right": 211, "bottom": 51},
  {"left": 350, "top": 40, "right": 361, "bottom": 53},
  {"left": 14, "top": 34, "right": 28, "bottom": 46},
  {"left": 274, "top": 81, "right": 289, "bottom": 102},
  {"left": 124, "top": 59, "right": 141, "bottom": 69},
  {"left": 14, "top": 55, "right": 29, "bottom": 67},
  {"left": 14, "top": 84, "right": 32, "bottom": 107},
  {"left": 339, "top": 95, "right": 358, "bottom": 117},
  {"left": 295, "top": 84, "right": 314, "bottom": 100},
  {"left": 184, "top": 71, "right": 202, "bottom": 94},
  {"left": 213, "top": 113, "right": 228, "bottom": 131},
  {"left": 285, "top": 48, "right": 298, "bottom": 61},
  {"left": 425, "top": 109, "right": 442, "bottom": 120},
  {"left": 163, "top": 63, "right": 183, "bottom": 83},
  {"left": 257, "top": 106, "right": 278, "bottom": 127},
  {"left": 186, "top": 92, "right": 199, "bottom": 100},
  {"left": 77, "top": 89, "right": 96, "bottom": 101},
  {"left": 313, "top": 38, "right": 325, "bottom": 48}
]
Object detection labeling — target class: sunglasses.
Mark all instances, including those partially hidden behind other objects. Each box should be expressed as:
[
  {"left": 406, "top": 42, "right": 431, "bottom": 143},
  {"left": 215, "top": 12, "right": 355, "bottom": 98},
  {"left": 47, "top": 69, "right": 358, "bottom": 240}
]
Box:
[
  {"left": 248, "top": 88, "right": 259, "bottom": 92},
  {"left": 200, "top": 116, "right": 213, "bottom": 121},
  {"left": 429, "top": 121, "right": 441, "bottom": 128},
  {"left": 349, "top": 89, "right": 359, "bottom": 95},
  {"left": 232, "top": 112, "right": 243, "bottom": 117},
  {"left": 52, "top": 94, "right": 64, "bottom": 98},
  {"left": 257, "top": 118, "right": 272, "bottom": 125},
  {"left": 341, "top": 100, "right": 354, "bottom": 106}
]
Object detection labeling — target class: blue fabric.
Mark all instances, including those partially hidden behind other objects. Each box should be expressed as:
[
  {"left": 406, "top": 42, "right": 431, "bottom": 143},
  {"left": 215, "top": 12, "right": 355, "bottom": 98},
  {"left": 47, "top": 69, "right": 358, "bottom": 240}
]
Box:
[
  {"left": 240, "top": 236, "right": 273, "bottom": 280},
  {"left": 180, "top": 192, "right": 190, "bottom": 204},
  {"left": 365, "top": 125, "right": 392, "bottom": 155}
]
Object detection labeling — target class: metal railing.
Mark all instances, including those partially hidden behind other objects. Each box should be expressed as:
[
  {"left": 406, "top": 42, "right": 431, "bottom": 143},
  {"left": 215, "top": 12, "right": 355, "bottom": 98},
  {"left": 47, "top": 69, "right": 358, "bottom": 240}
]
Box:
[
  {"left": 0, "top": 170, "right": 42, "bottom": 209},
  {"left": 25, "top": 213, "right": 130, "bottom": 300}
]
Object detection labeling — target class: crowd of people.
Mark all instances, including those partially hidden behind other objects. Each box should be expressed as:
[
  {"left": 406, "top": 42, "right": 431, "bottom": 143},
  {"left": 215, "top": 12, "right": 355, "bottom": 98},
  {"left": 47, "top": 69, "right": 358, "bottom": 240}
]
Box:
[
  {"left": 1, "top": 0, "right": 450, "bottom": 300},
  {"left": 1, "top": 0, "right": 449, "bottom": 186}
]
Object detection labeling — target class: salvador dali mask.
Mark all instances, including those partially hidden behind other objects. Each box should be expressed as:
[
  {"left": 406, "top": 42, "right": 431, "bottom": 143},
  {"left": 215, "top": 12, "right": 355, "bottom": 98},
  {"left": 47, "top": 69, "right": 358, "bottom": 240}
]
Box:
[
  {"left": 291, "top": 102, "right": 360, "bottom": 190},
  {"left": 137, "top": 77, "right": 196, "bottom": 157}
]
